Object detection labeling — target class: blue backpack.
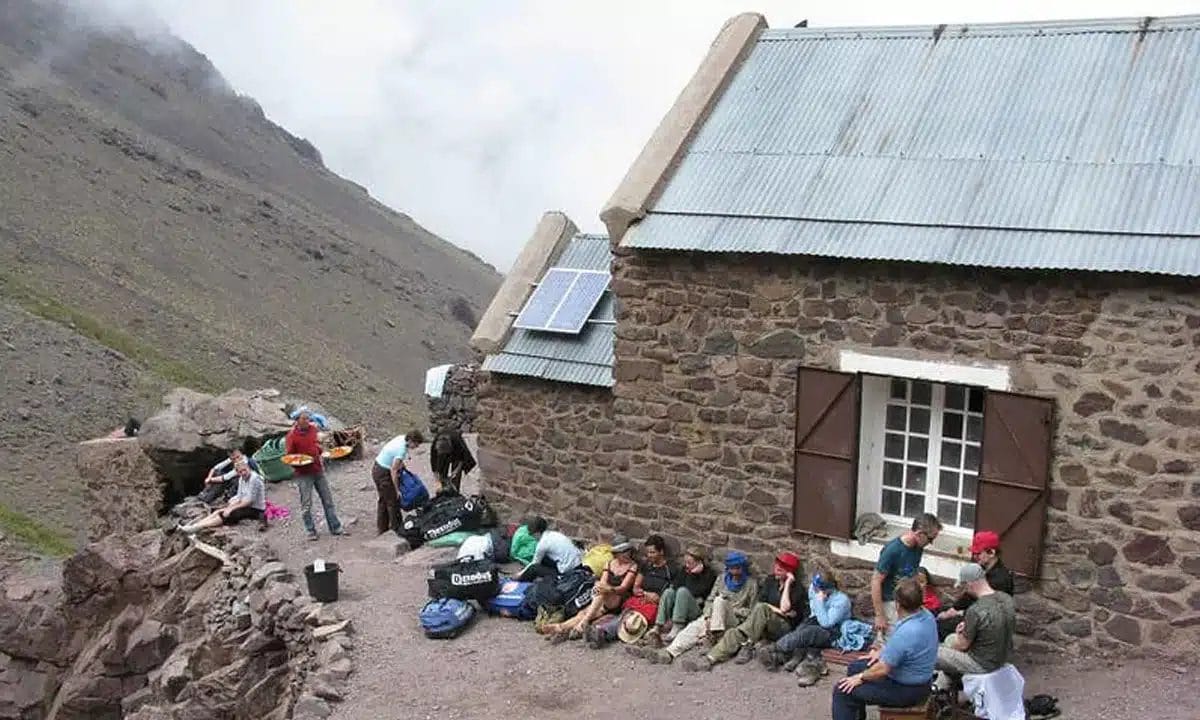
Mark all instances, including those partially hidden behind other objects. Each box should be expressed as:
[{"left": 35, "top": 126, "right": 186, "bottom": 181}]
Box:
[
  {"left": 419, "top": 598, "right": 476, "bottom": 639},
  {"left": 485, "top": 578, "right": 534, "bottom": 620},
  {"left": 398, "top": 469, "right": 431, "bottom": 511}
]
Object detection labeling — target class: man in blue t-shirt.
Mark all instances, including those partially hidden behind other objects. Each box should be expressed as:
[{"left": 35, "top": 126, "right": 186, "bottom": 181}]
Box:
[
  {"left": 371, "top": 429, "right": 425, "bottom": 535},
  {"left": 832, "top": 578, "right": 937, "bottom": 720},
  {"left": 871, "top": 513, "right": 942, "bottom": 638}
]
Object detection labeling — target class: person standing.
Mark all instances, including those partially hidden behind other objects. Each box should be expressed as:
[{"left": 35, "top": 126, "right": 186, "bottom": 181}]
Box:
[
  {"left": 286, "top": 410, "right": 348, "bottom": 541},
  {"left": 372, "top": 429, "right": 425, "bottom": 535},
  {"left": 871, "top": 513, "right": 941, "bottom": 638},
  {"left": 935, "top": 563, "right": 1016, "bottom": 689},
  {"left": 831, "top": 578, "right": 938, "bottom": 720},
  {"left": 937, "top": 530, "right": 1014, "bottom": 639}
]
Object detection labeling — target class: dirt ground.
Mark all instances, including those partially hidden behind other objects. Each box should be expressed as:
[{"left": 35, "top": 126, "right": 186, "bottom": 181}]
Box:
[{"left": 262, "top": 440, "right": 1200, "bottom": 720}]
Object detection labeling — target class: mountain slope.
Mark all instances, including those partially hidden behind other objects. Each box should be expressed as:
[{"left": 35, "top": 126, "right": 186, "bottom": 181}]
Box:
[{"left": 0, "top": 0, "right": 501, "bottom": 542}]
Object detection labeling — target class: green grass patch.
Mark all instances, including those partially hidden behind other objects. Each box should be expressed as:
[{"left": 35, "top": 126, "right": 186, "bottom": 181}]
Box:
[
  {"left": 0, "top": 502, "right": 75, "bottom": 557},
  {"left": 0, "top": 271, "right": 220, "bottom": 391}
]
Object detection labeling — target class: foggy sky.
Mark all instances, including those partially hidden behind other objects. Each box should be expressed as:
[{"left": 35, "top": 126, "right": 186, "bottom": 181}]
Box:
[{"left": 86, "top": 1, "right": 1200, "bottom": 270}]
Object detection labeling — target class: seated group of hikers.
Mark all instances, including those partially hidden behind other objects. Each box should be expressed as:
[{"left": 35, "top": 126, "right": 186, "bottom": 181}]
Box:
[{"left": 519, "top": 512, "right": 1020, "bottom": 720}]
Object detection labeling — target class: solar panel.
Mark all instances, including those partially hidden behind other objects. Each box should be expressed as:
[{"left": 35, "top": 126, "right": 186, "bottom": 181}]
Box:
[{"left": 513, "top": 268, "right": 610, "bottom": 334}]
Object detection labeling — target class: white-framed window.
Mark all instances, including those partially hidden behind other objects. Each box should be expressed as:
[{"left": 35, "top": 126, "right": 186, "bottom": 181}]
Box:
[
  {"left": 880, "top": 377, "right": 984, "bottom": 532},
  {"left": 841, "top": 350, "right": 1010, "bottom": 545}
]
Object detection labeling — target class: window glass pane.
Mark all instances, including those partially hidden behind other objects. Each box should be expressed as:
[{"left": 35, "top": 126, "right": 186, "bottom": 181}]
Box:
[
  {"left": 883, "top": 462, "right": 904, "bottom": 488},
  {"left": 911, "top": 380, "right": 933, "bottom": 406},
  {"left": 968, "top": 388, "right": 985, "bottom": 413},
  {"left": 961, "top": 502, "right": 976, "bottom": 529},
  {"left": 942, "top": 411, "right": 963, "bottom": 439},
  {"left": 964, "top": 444, "right": 981, "bottom": 472},
  {"left": 907, "top": 436, "right": 929, "bottom": 462},
  {"left": 903, "top": 494, "right": 923, "bottom": 518},
  {"left": 882, "top": 489, "right": 902, "bottom": 515},
  {"left": 937, "top": 499, "right": 957, "bottom": 525},
  {"left": 890, "top": 378, "right": 908, "bottom": 400},
  {"left": 939, "top": 470, "right": 959, "bottom": 496},
  {"left": 961, "top": 474, "right": 978, "bottom": 501},
  {"left": 945, "top": 384, "right": 965, "bottom": 410},
  {"left": 885, "top": 433, "right": 905, "bottom": 460},
  {"left": 886, "top": 405, "right": 907, "bottom": 431},
  {"left": 909, "top": 407, "right": 930, "bottom": 435},
  {"left": 966, "top": 416, "right": 983, "bottom": 443},
  {"left": 941, "top": 440, "right": 962, "bottom": 468},
  {"left": 905, "top": 466, "right": 926, "bottom": 491}
]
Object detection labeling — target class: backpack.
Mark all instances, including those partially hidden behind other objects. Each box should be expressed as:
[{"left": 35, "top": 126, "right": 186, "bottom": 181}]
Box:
[
  {"left": 397, "top": 469, "right": 431, "bottom": 511},
  {"left": 485, "top": 578, "right": 534, "bottom": 619},
  {"left": 489, "top": 527, "right": 513, "bottom": 564},
  {"left": 428, "top": 557, "right": 500, "bottom": 602},
  {"left": 555, "top": 566, "right": 597, "bottom": 619},
  {"left": 1025, "top": 695, "right": 1060, "bottom": 719},
  {"left": 419, "top": 598, "right": 476, "bottom": 639},
  {"left": 401, "top": 494, "right": 496, "bottom": 548}
]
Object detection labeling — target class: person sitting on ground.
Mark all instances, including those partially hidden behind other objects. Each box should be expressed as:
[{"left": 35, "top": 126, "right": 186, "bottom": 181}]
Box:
[
  {"left": 371, "top": 429, "right": 425, "bottom": 535},
  {"left": 429, "top": 429, "right": 475, "bottom": 496},
  {"left": 630, "top": 550, "right": 759, "bottom": 665},
  {"left": 542, "top": 535, "right": 637, "bottom": 641},
  {"left": 517, "top": 516, "right": 583, "bottom": 581},
  {"left": 646, "top": 545, "right": 716, "bottom": 647},
  {"left": 761, "top": 568, "right": 852, "bottom": 686},
  {"left": 832, "top": 578, "right": 937, "bottom": 720},
  {"left": 682, "top": 550, "right": 807, "bottom": 672},
  {"left": 198, "top": 448, "right": 259, "bottom": 505},
  {"left": 917, "top": 567, "right": 944, "bottom": 614},
  {"left": 937, "top": 530, "right": 1014, "bottom": 640},
  {"left": 872, "top": 513, "right": 942, "bottom": 640},
  {"left": 180, "top": 460, "right": 266, "bottom": 534},
  {"left": 589, "top": 534, "right": 676, "bottom": 648},
  {"left": 935, "top": 563, "right": 1016, "bottom": 691}
]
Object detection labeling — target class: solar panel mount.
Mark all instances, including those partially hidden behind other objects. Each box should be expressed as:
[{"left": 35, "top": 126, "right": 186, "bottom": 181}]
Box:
[{"left": 513, "top": 268, "right": 610, "bottom": 334}]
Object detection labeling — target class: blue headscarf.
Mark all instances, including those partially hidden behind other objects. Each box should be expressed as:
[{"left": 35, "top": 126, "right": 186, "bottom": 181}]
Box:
[{"left": 723, "top": 551, "right": 749, "bottom": 591}]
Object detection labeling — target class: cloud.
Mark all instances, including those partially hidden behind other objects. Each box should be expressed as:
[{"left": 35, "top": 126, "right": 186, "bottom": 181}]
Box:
[{"left": 69, "top": 0, "right": 1200, "bottom": 270}]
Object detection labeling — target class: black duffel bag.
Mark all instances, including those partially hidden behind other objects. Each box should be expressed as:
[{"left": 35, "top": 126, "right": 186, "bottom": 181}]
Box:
[
  {"left": 428, "top": 557, "right": 500, "bottom": 602},
  {"left": 400, "top": 494, "right": 497, "bottom": 548}
]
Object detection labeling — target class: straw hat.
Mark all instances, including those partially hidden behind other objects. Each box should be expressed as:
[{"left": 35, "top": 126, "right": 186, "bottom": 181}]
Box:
[{"left": 617, "top": 611, "right": 649, "bottom": 644}]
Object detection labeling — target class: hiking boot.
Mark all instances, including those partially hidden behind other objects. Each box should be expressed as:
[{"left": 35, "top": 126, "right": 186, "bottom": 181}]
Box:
[
  {"left": 624, "top": 644, "right": 649, "bottom": 659},
  {"left": 567, "top": 626, "right": 584, "bottom": 642},
  {"left": 782, "top": 654, "right": 804, "bottom": 673},
  {"left": 733, "top": 644, "right": 757, "bottom": 664},
  {"left": 663, "top": 626, "right": 680, "bottom": 644},
  {"left": 547, "top": 631, "right": 569, "bottom": 646},
  {"left": 681, "top": 655, "right": 714, "bottom": 672},
  {"left": 759, "top": 648, "right": 785, "bottom": 672},
  {"left": 306, "top": 531, "right": 319, "bottom": 542},
  {"left": 644, "top": 628, "right": 662, "bottom": 648},
  {"left": 648, "top": 649, "right": 674, "bottom": 665},
  {"left": 332, "top": 528, "right": 351, "bottom": 537},
  {"left": 812, "top": 657, "right": 829, "bottom": 676},
  {"left": 795, "top": 660, "right": 822, "bottom": 687},
  {"left": 585, "top": 624, "right": 608, "bottom": 649}
]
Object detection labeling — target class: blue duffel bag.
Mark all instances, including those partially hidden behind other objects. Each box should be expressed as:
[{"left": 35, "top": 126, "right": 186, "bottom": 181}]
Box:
[
  {"left": 420, "top": 598, "right": 477, "bottom": 639},
  {"left": 485, "top": 578, "right": 534, "bottom": 620}
]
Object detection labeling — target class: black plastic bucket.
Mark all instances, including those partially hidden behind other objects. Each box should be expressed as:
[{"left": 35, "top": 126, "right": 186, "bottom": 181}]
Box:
[{"left": 304, "top": 562, "right": 341, "bottom": 603}]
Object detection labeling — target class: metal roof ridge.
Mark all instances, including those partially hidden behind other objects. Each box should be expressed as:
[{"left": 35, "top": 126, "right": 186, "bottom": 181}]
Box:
[
  {"left": 679, "top": 150, "right": 1200, "bottom": 168},
  {"left": 760, "top": 14, "right": 1200, "bottom": 40}
]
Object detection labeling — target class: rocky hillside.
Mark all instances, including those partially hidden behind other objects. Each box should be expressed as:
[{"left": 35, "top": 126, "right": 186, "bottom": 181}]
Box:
[{"left": 0, "top": 0, "right": 500, "bottom": 543}]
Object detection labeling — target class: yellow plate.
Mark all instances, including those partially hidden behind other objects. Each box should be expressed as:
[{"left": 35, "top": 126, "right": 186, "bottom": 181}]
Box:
[
  {"left": 281, "top": 453, "right": 314, "bottom": 466},
  {"left": 322, "top": 446, "right": 353, "bottom": 460}
]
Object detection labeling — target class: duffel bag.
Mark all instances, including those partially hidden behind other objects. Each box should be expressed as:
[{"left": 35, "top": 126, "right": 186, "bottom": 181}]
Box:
[
  {"left": 420, "top": 598, "right": 476, "bottom": 639},
  {"left": 428, "top": 557, "right": 500, "bottom": 601},
  {"left": 402, "top": 494, "right": 497, "bottom": 547},
  {"left": 556, "top": 566, "right": 596, "bottom": 619},
  {"left": 489, "top": 527, "right": 512, "bottom": 564},
  {"left": 485, "top": 578, "right": 534, "bottom": 619}
]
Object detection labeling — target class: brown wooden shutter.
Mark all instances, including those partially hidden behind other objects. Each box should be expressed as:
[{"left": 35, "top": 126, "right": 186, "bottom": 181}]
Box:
[
  {"left": 793, "top": 368, "right": 860, "bottom": 540},
  {"left": 975, "top": 390, "right": 1055, "bottom": 578}
]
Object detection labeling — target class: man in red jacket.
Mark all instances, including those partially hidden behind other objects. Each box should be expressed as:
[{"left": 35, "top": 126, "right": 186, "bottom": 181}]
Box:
[{"left": 286, "top": 410, "right": 348, "bottom": 541}]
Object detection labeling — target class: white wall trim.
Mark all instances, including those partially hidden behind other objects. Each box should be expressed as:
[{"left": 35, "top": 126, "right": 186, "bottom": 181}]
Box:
[
  {"left": 838, "top": 350, "right": 1011, "bottom": 391},
  {"left": 830, "top": 538, "right": 970, "bottom": 581}
]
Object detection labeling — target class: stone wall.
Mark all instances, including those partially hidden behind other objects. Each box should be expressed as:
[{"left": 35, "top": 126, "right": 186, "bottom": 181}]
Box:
[
  {"left": 477, "top": 246, "right": 1200, "bottom": 660},
  {"left": 475, "top": 373, "right": 616, "bottom": 540},
  {"left": 77, "top": 437, "right": 161, "bottom": 542},
  {"left": 428, "top": 364, "right": 480, "bottom": 436}
]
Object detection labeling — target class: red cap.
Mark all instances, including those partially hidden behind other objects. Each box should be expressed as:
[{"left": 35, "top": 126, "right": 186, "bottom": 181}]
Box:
[
  {"left": 970, "top": 531, "right": 1001, "bottom": 554},
  {"left": 774, "top": 551, "right": 801, "bottom": 573}
]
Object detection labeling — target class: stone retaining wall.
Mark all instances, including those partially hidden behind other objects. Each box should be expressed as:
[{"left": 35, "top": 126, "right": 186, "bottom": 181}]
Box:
[
  {"left": 477, "top": 247, "right": 1200, "bottom": 660},
  {"left": 428, "top": 364, "right": 480, "bottom": 436}
]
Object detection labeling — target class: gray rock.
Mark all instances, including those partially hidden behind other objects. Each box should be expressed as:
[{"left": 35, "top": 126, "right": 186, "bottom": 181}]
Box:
[
  {"left": 364, "top": 535, "right": 409, "bottom": 561},
  {"left": 315, "top": 639, "right": 348, "bottom": 666},
  {"left": 309, "top": 673, "right": 345, "bottom": 702},
  {"left": 248, "top": 561, "right": 289, "bottom": 589},
  {"left": 292, "top": 693, "right": 332, "bottom": 720}
]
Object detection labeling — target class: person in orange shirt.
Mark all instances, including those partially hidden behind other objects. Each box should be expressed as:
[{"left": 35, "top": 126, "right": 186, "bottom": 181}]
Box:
[{"left": 285, "top": 410, "right": 348, "bottom": 541}]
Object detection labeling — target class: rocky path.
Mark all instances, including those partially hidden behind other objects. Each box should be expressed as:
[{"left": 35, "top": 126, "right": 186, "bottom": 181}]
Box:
[{"left": 262, "top": 440, "right": 1200, "bottom": 720}]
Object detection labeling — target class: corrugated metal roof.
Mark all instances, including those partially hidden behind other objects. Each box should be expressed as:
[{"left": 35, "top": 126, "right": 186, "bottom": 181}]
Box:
[
  {"left": 484, "top": 233, "right": 614, "bottom": 388},
  {"left": 624, "top": 15, "right": 1200, "bottom": 275}
]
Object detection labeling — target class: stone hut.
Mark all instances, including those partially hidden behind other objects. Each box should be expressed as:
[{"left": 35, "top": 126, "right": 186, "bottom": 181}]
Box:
[{"left": 471, "top": 14, "right": 1200, "bottom": 658}]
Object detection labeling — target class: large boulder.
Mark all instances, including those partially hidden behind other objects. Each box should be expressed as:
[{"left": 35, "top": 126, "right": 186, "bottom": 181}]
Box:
[
  {"left": 138, "top": 388, "right": 292, "bottom": 505},
  {"left": 76, "top": 438, "right": 161, "bottom": 542},
  {"left": 61, "top": 530, "right": 163, "bottom": 630},
  {"left": 0, "top": 575, "right": 73, "bottom": 666},
  {"left": 0, "top": 652, "right": 58, "bottom": 720}
]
